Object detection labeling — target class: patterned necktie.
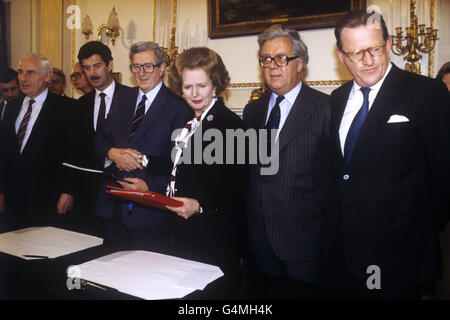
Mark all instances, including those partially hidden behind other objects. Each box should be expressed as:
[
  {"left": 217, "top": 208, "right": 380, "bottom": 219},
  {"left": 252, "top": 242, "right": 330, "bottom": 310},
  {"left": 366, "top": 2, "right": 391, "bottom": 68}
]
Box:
[
  {"left": 344, "top": 87, "right": 371, "bottom": 165},
  {"left": 129, "top": 95, "right": 147, "bottom": 139},
  {"left": 265, "top": 95, "right": 284, "bottom": 156},
  {"left": 166, "top": 115, "right": 202, "bottom": 197},
  {"left": 96, "top": 92, "right": 106, "bottom": 132},
  {"left": 17, "top": 99, "right": 35, "bottom": 152}
]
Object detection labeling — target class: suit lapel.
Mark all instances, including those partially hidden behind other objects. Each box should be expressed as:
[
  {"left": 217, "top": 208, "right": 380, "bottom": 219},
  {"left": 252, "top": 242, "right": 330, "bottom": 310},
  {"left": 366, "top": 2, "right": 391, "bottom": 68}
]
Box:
[
  {"left": 84, "top": 90, "right": 96, "bottom": 132},
  {"left": 277, "top": 84, "right": 317, "bottom": 152},
  {"left": 129, "top": 84, "right": 167, "bottom": 144},
  {"left": 349, "top": 66, "right": 402, "bottom": 165},
  {"left": 21, "top": 94, "right": 53, "bottom": 155},
  {"left": 254, "top": 94, "right": 271, "bottom": 129},
  {"left": 331, "top": 81, "right": 352, "bottom": 166}
]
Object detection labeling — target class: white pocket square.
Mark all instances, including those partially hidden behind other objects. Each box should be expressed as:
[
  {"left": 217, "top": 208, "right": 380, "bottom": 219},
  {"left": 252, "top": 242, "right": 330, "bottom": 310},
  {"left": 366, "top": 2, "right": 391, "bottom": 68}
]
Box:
[{"left": 387, "top": 114, "right": 409, "bottom": 123}]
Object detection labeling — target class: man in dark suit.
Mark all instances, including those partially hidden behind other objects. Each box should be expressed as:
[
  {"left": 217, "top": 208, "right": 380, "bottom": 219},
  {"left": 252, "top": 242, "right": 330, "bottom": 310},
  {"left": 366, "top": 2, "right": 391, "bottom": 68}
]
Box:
[
  {"left": 73, "top": 41, "right": 127, "bottom": 235},
  {"left": 94, "top": 41, "right": 189, "bottom": 251},
  {"left": 326, "top": 10, "right": 450, "bottom": 299},
  {"left": 243, "top": 25, "right": 331, "bottom": 284},
  {"left": 0, "top": 68, "right": 22, "bottom": 121},
  {"left": 0, "top": 53, "right": 75, "bottom": 228}
]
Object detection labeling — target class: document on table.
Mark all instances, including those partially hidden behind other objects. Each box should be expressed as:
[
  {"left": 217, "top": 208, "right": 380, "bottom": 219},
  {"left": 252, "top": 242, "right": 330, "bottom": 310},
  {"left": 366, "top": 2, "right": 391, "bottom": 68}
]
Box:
[
  {"left": 67, "top": 250, "right": 224, "bottom": 300},
  {"left": 0, "top": 227, "right": 103, "bottom": 260}
]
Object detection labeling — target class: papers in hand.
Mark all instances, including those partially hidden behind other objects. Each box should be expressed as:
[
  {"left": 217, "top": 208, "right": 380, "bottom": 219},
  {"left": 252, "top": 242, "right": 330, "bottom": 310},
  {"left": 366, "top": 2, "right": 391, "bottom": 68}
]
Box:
[
  {"left": 0, "top": 227, "right": 103, "bottom": 260},
  {"left": 106, "top": 185, "right": 183, "bottom": 210},
  {"left": 67, "top": 250, "right": 224, "bottom": 300},
  {"left": 62, "top": 162, "right": 128, "bottom": 182}
]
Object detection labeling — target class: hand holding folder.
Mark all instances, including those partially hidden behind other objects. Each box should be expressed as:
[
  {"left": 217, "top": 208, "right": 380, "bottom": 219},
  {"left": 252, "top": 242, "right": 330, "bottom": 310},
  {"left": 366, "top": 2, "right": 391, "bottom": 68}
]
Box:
[{"left": 106, "top": 185, "right": 183, "bottom": 210}]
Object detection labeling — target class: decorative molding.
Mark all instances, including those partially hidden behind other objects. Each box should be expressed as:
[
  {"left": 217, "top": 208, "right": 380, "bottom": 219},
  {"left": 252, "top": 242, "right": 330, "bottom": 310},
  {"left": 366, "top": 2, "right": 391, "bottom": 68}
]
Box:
[
  {"left": 71, "top": 0, "right": 77, "bottom": 98},
  {"left": 228, "top": 80, "right": 349, "bottom": 89},
  {"left": 29, "top": 0, "right": 32, "bottom": 52},
  {"left": 153, "top": 0, "right": 157, "bottom": 42},
  {"left": 428, "top": 0, "right": 435, "bottom": 78}
]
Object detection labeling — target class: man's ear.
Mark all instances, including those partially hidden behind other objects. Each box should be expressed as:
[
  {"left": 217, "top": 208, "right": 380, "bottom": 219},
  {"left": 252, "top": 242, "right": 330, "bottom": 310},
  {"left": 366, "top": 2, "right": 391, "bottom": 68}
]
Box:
[
  {"left": 336, "top": 47, "right": 345, "bottom": 64},
  {"left": 107, "top": 59, "right": 114, "bottom": 73}
]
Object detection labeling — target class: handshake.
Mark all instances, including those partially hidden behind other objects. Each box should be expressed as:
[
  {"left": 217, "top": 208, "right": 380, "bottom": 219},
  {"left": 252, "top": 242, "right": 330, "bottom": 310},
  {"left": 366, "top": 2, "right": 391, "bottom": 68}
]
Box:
[{"left": 107, "top": 147, "right": 148, "bottom": 172}]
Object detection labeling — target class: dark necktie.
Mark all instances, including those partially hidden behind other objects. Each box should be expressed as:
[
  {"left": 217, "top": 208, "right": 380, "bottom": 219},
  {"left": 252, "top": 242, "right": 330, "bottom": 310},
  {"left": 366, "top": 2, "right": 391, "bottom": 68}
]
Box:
[
  {"left": 96, "top": 92, "right": 106, "bottom": 132},
  {"left": 17, "top": 99, "right": 35, "bottom": 152},
  {"left": 344, "top": 87, "right": 371, "bottom": 165},
  {"left": 265, "top": 95, "right": 284, "bottom": 156},
  {"left": 129, "top": 95, "right": 147, "bottom": 139}
]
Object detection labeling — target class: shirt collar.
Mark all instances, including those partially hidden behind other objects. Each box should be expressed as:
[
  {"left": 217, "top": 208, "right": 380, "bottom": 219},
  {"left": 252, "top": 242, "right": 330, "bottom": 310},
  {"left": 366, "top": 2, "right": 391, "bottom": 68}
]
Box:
[
  {"left": 96, "top": 80, "right": 116, "bottom": 98},
  {"left": 26, "top": 88, "right": 48, "bottom": 106},
  {"left": 138, "top": 81, "right": 162, "bottom": 103},
  {"left": 351, "top": 62, "right": 392, "bottom": 94},
  {"left": 271, "top": 81, "right": 302, "bottom": 105}
]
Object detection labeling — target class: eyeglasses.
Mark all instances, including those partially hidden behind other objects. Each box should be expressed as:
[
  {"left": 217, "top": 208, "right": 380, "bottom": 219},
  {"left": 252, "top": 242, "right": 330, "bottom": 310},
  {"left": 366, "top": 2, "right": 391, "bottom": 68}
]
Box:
[
  {"left": 342, "top": 43, "right": 387, "bottom": 62},
  {"left": 259, "top": 55, "right": 299, "bottom": 68},
  {"left": 70, "top": 72, "right": 82, "bottom": 81},
  {"left": 130, "top": 62, "right": 163, "bottom": 74}
]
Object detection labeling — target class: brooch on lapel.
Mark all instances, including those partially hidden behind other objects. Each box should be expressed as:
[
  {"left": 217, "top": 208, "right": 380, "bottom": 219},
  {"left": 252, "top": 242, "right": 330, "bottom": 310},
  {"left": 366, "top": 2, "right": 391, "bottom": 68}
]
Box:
[{"left": 207, "top": 114, "right": 214, "bottom": 121}]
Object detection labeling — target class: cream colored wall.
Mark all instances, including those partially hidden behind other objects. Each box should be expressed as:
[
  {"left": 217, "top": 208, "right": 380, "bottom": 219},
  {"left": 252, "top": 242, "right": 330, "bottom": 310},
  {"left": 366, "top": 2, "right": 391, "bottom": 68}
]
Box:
[{"left": 6, "top": 0, "right": 449, "bottom": 106}]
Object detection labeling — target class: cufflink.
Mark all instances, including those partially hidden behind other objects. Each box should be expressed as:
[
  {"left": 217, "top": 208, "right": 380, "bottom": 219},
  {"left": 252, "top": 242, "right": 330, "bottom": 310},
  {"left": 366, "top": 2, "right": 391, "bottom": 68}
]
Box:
[{"left": 138, "top": 154, "right": 149, "bottom": 168}]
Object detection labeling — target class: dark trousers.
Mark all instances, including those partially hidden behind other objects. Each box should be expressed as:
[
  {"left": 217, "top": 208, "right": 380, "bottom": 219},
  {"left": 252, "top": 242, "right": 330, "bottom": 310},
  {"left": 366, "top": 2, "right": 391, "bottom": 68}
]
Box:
[
  {"left": 103, "top": 207, "right": 170, "bottom": 254},
  {"left": 248, "top": 210, "right": 320, "bottom": 284},
  {"left": 326, "top": 225, "right": 424, "bottom": 300}
]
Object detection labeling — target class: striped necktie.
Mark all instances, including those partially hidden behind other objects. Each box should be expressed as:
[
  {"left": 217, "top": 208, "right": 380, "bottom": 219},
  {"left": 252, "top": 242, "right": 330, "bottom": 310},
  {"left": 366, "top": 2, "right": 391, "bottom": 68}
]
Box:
[
  {"left": 129, "top": 95, "right": 147, "bottom": 139},
  {"left": 265, "top": 95, "right": 284, "bottom": 156},
  {"left": 17, "top": 99, "right": 35, "bottom": 152}
]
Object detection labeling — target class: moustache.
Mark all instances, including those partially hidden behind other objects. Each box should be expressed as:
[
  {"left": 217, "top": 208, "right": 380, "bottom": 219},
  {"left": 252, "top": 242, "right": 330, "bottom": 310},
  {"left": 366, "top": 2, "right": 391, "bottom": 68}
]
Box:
[{"left": 90, "top": 76, "right": 101, "bottom": 81}]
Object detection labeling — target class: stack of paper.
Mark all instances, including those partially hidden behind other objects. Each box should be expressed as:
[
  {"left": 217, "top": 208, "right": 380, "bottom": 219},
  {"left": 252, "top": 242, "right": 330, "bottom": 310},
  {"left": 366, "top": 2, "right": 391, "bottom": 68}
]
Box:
[
  {"left": 68, "top": 250, "right": 224, "bottom": 300},
  {"left": 0, "top": 227, "right": 103, "bottom": 259}
]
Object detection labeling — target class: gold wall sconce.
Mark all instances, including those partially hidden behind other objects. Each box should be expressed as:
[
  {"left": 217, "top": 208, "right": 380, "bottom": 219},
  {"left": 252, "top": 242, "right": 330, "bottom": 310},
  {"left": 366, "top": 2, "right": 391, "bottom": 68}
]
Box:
[
  {"left": 391, "top": 0, "right": 438, "bottom": 74},
  {"left": 97, "top": 7, "right": 121, "bottom": 45},
  {"left": 81, "top": 15, "right": 93, "bottom": 42}
]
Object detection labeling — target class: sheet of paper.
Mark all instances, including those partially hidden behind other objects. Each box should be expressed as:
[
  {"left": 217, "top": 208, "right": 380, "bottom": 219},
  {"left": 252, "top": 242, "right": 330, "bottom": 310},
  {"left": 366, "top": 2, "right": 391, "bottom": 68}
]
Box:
[
  {"left": 68, "top": 250, "right": 224, "bottom": 300},
  {"left": 0, "top": 227, "right": 103, "bottom": 260}
]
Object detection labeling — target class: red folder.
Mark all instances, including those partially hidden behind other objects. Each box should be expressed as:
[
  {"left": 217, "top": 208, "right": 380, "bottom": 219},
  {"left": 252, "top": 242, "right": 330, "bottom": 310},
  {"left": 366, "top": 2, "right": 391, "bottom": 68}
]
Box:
[{"left": 105, "top": 185, "right": 183, "bottom": 210}]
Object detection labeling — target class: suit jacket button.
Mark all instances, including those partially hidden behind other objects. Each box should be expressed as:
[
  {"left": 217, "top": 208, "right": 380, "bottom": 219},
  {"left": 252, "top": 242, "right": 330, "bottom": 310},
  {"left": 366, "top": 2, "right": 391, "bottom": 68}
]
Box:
[
  {"left": 343, "top": 174, "right": 350, "bottom": 180},
  {"left": 175, "top": 188, "right": 178, "bottom": 192}
]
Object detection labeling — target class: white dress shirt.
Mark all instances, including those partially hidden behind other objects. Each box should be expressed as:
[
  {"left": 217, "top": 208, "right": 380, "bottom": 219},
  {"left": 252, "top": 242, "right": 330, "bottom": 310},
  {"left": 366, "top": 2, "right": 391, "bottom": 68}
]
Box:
[
  {"left": 93, "top": 80, "right": 116, "bottom": 131},
  {"left": 15, "top": 89, "right": 48, "bottom": 153},
  {"left": 339, "top": 63, "right": 392, "bottom": 155},
  {"left": 0, "top": 99, "right": 7, "bottom": 120},
  {"left": 135, "top": 81, "right": 162, "bottom": 115},
  {"left": 266, "top": 81, "right": 302, "bottom": 140}
]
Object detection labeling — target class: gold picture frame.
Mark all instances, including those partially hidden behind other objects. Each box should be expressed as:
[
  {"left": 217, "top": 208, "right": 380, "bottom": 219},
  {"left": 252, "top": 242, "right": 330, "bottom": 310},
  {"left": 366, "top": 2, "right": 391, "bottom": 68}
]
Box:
[{"left": 208, "top": 0, "right": 366, "bottom": 39}]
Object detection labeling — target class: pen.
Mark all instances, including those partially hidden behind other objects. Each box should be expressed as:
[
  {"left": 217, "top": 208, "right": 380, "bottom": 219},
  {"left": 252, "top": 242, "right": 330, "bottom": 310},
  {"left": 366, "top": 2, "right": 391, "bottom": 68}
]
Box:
[
  {"left": 23, "top": 255, "right": 49, "bottom": 259},
  {"left": 128, "top": 201, "right": 133, "bottom": 215},
  {"left": 82, "top": 280, "right": 107, "bottom": 291}
]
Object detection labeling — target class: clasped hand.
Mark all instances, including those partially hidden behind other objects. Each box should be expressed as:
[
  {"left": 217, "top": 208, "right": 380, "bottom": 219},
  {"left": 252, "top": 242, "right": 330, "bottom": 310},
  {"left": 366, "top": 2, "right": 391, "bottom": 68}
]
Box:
[{"left": 108, "top": 147, "right": 143, "bottom": 172}]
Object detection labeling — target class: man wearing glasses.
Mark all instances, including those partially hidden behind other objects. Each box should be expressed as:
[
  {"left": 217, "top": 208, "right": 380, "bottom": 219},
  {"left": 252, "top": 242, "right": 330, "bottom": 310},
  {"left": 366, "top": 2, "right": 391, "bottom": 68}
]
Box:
[
  {"left": 70, "top": 62, "right": 93, "bottom": 96},
  {"left": 243, "top": 24, "right": 331, "bottom": 285},
  {"left": 94, "top": 42, "right": 189, "bottom": 250},
  {"left": 325, "top": 10, "right": 450, "bottom": 299}
]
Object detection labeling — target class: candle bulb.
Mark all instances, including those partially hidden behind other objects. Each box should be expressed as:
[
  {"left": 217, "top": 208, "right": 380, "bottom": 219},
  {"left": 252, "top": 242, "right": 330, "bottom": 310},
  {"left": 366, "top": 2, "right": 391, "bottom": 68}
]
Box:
[{"left": 419, "top": 24, "right": 425, "bottom": 33}]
